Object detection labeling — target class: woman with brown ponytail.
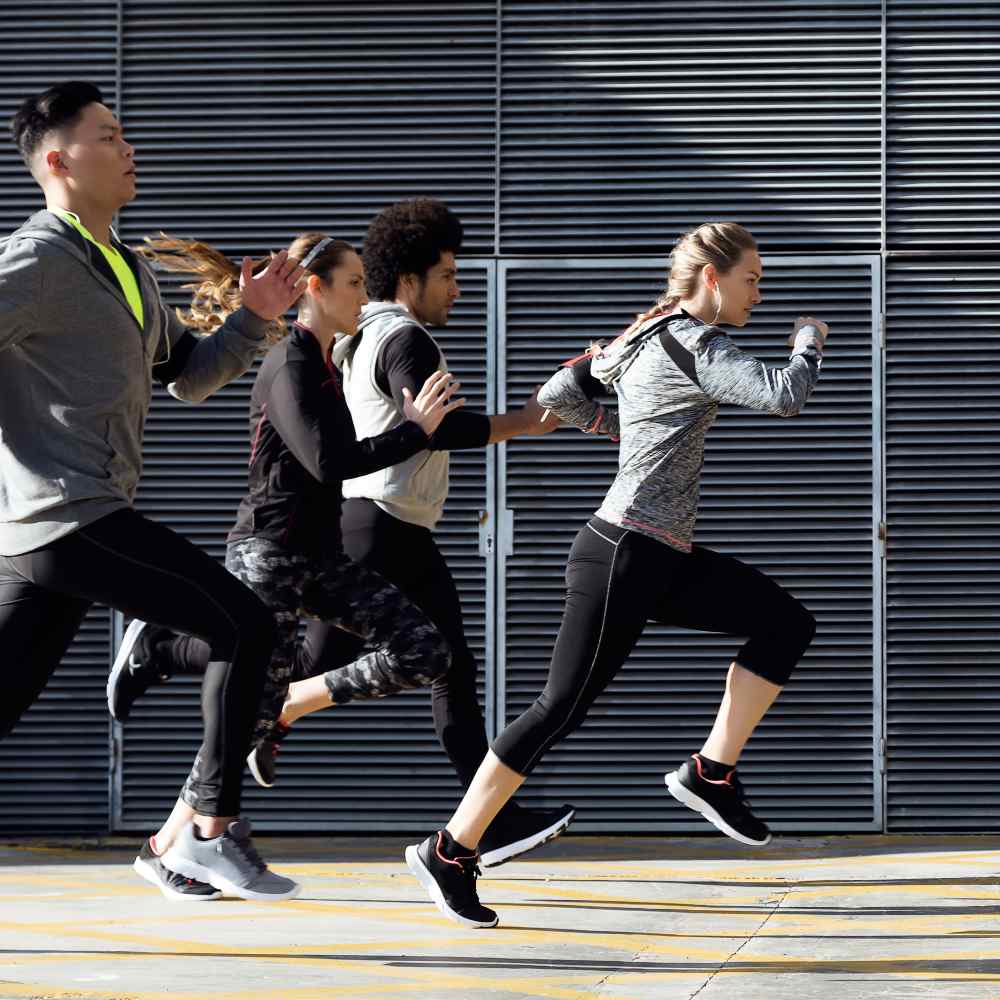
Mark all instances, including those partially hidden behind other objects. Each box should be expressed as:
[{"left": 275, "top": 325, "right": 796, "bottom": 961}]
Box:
[
  {"left": 405, "top": 223, "right": 830, "bottom": 928},
  {"left": 109, "top": 233, "right": 464, "bottom": 902}
]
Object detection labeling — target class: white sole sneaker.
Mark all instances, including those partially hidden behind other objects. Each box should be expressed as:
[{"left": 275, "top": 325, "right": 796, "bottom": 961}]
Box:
[
  {"left": 404, "top": 844, "right": 498, "bottom": 929},
  {"left": 161, "top": 846, "right": 302, "bottom": 902},
  {"left": 107, "top": 618, "right": 147, "bottom": 719},
  {"left": 664, "top": 771, "right": 772, "bottom": 847},
  {"left": 479, "top": 808, "right": 576, "bottom": 868},
  {"left": 132, "top": 856, "right": 221, "bottom": 902}
]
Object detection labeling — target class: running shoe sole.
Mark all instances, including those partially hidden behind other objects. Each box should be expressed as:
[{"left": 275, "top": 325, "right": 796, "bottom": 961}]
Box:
[
  {"left": 132, "top": 855, "right": 221, "bottom": 902},
  {"left": 160, "top": 847, "right": 301, "bottom": 902},
  {"left": 246, "top": 746, "right": 275, "bottom": 788},
  {"left": 107, "top": 618, "right": 147, "bottom": 720},
  {"left": 479, "top": 807, "right": 576, "bottom": 868},
  {"left": 404, "top": 844, "right": 498, "bottom": 929},
  {"left": 664, "top": 771, "right": 772, "bottom": 847}
]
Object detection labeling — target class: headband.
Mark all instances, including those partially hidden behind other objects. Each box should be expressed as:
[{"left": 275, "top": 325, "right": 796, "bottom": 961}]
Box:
[{"left": 298, "top": 237, "right": 333, "bottom": 272}]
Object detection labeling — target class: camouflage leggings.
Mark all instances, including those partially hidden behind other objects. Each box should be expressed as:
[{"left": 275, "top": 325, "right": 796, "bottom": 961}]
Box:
[{"left": 225, "top": 537, "right": 451, "bottom": 743}]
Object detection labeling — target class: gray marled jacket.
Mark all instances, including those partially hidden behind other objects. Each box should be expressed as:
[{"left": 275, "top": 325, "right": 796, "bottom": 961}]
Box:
[
  {"left": 537, "top": 312, "right": 823, "bottom": 553},
  {"left": 0, "top": 210, "right": 268, "bottom": 555}
]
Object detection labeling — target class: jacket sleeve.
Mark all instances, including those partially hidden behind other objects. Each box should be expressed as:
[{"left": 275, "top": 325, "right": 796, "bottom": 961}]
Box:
[
  {"left": 695, "top": 328, "right": 823, "bottom": 417},
  {"left": 377, "top": 324, "right": 491, "bottom": 451},
  {"left": 537, "top": 358, "right": 620, "bottom": 439},
  {"left": 153, "top": 292, "right": 271, "bottom": 403},
  {"left": 267, "top": 357, "right": 430, "bottom": 484},
  {"left": 0, "top": 240, "right": 43, "bottom": 353}
]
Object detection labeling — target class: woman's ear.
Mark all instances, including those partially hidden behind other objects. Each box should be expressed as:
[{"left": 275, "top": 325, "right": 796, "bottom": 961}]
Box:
[
  {"left": 701, "top": 263, "right": 718, "bottom": 291},
  {"left": 305, "top": 273, "right": 324, "bottom": 298}
]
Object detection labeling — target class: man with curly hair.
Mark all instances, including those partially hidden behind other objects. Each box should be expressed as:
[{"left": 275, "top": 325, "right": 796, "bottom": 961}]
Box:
[{"left": 299, "top": 199, "right": 576, "bottom": 865}]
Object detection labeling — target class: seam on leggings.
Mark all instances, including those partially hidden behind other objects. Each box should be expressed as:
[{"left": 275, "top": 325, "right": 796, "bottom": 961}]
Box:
[
  {"left": 75, "top": 528, "right": 241, "bottom": 642},
  {"left": 75, "top": 527, "right": 242, "bottom": 815},
  {"left": 520, "top": 530, "right": 624, "bottom": 774},
  {"left": 586, "top": 522, "right": 621, "bottom": 546}
]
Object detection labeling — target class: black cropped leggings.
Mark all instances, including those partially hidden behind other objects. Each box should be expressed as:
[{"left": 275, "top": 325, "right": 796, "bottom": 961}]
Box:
[{"left": 492, "top": 517, "right": 816, "bottom": 777}]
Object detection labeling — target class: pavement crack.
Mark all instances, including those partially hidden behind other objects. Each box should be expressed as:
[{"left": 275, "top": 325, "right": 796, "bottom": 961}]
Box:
[
  {"left": 687, "top": 885, "right": 792, "bottom": 1000},
  {"left": 595, "top": 938, "right": 655, "bottom": 995}
]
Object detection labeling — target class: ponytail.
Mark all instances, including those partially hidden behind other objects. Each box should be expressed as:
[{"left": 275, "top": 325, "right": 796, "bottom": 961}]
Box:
[{"left": 138, "top": 231, "right": 355, "bottom": 343}]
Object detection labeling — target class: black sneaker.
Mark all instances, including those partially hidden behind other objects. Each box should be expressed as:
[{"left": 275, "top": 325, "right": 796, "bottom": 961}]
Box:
[
  {"left": 665, "top": 755, "right": 771, "bottom": 846},
  {"left": 478, "top": 801, "right": 576, "bottom": 868},
  {"left": 132, "top": 837, "right": 221, "bottom": 902},
  {"left": 405, "top": 830, "right": 498, "bottom": 928},
  {"left": 107, "top": 619, "right": 173, "bottom": 722},
  {"left": 246, "top": 722, "right": 290, "bottom": 788}
]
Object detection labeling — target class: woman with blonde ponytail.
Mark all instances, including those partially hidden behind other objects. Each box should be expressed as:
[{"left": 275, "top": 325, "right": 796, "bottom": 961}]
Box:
[
  {"left": 108, "top": 232, "right": 466, "bottom": 903},
  {"left": 405, "top": 223, "right": 830, "bottom": 929}
]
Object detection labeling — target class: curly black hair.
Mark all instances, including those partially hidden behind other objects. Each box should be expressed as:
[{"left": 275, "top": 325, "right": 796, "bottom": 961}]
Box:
[
  {"left": 11, "top": 81, "right": 104, "bottom": 165},
  {"left": 362, "top": 198, "right": 464, "bottom": 301}
]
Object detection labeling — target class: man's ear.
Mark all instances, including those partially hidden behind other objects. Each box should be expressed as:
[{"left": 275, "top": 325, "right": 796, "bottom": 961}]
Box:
[{"left": 44, "top": 148, "right": 68, "bottom": 176}]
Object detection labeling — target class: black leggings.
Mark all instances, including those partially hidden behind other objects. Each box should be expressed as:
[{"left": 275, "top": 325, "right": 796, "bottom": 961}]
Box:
[
  {"left": 0, "top": 508, "right": 273, "bottom": 816},
  {"left": 298, "top": 499, "right": 489, "bottom": 790},
  {"left": 492, "top": 517, "right": 816, "bottom": 777}
]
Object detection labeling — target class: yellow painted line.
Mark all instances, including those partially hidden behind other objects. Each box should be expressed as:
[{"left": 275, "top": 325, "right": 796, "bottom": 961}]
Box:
[
  {"left": 0, "top": 872, "right": 150, "bottom": 896},
  {"left": 0, "top": 915, "right": 737, "bottom": 965},
  {"left": 0, "top": 976, "right": 665, "bottom": 1000}
]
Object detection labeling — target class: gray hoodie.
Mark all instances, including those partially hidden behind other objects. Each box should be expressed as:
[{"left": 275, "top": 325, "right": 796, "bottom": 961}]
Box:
[
  {"left": 539, "top": 312, "right": 823, "bottom": 553},
  {"left": 0, "top": 210, "right": 268, "bottom": 555}
]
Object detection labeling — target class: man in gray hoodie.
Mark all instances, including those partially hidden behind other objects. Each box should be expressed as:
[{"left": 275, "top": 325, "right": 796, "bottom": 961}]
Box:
[{"left": 0, "top": 81, "right": 304, "bottom": 900}]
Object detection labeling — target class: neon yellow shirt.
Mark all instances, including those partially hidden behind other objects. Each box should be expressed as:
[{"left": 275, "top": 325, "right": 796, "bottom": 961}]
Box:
[{"left": 54, "top": 209, "right": 144, "bottom": 328}]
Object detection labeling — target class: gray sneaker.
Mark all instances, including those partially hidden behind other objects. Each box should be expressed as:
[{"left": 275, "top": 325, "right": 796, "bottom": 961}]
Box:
[{"left": 161, "top": 818, "right": 300, "bottom": 902}]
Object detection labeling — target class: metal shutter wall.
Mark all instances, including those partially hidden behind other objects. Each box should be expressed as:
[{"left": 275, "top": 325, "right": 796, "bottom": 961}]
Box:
[
  {"left": 885, "top": 260, "right": 1000, "bottom": 829},
  {"left": 499, "top": 257, "right": 880, "bottom": 831},
  {"left": 118, "top": 1, "right": 497, "bottom": 253},
  {"left": 0, "top": 5, "right": 118, "bottom": 833},
  {"left": 117, "top": 268, "right": 492, "bottom": 831},
  {"left": 499, "top": 1, "right": 882, "bottom": 253},
  {"left": 886, "top": 0, "right": 1000, "bottom": 248},
  {"left": 0, "top": 3, "right": 119, "bottom": 231}
]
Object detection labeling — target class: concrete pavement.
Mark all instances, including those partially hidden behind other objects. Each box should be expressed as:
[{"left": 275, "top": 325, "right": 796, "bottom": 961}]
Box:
[{"left": 2, "top": 834, "right": 999, "bottom": 999}]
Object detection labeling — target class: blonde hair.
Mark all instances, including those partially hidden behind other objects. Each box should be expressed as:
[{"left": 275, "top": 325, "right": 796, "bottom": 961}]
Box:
[
  {"left": 626, "top": 222, "right": 757, "bottom": 334},
  {"left": 137, "top": 231, "right": 355, "bottom": 343}
]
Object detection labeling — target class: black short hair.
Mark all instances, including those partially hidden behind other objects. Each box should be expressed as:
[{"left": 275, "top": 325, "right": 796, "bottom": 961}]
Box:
[
  {"left": 362, "top": 198, "right": 464, "bottom": 301},
  {"left": 10, "top": 81, "right": 105, "bottom": 164}
]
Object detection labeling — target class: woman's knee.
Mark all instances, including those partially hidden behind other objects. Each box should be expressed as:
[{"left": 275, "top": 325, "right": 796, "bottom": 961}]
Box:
[
  {"left": 392, "top": 625, "right": 453, "bottom": 685},
  {"left": 742, "top": 598, "right": 816, "bottom": 686}
]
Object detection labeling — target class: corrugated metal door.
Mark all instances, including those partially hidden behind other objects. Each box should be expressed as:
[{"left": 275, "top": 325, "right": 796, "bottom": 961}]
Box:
[
  {"left": 0, "top": 3, "right": 119, "bottom": 832},
  {"left": 884, "top": 260, "right": 1000, "bottom": 829},
  {"left": 498, "top": 256, "right": 882, "bottom": 832}
]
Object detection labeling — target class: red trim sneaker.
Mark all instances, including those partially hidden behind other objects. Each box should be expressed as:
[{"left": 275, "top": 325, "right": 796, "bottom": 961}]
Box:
[
  {"left": 405, "top": 830, "right": 498, "bottom": 928},
  {"left": 665, "top": 754, "right": 772, "bottom": 846}
]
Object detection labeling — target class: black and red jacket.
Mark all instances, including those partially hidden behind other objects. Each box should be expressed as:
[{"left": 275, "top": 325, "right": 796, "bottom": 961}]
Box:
[{"left": 229, "top": 323, "right": 429, "bottom": 553}]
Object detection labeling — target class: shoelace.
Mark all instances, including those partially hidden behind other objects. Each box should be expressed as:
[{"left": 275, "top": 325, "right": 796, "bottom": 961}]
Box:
[
  {"left": 458, "top": 856, "right": 483, "bottom": 882},
  {"left": 729, "top": 774, "right": 755, "bottom": 812},
  {"left": 230, "top": 833, "right": 267, "bottom": 874}
]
